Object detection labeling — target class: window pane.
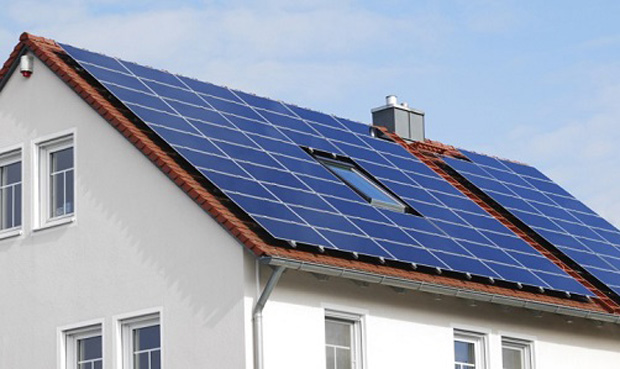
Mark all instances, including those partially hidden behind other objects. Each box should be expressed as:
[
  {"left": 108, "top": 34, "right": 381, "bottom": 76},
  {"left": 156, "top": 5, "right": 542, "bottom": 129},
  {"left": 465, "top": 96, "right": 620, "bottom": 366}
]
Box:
[
  {"left": 134, "top": 325, "right": 161, "bottom": 351},
  {"left": 6, "top": 162, "right": 20, "bottom": 185},
  {"left": 79, "top": 363, "right": 92, "bottom": 369},
  {"left": 325, "top": 162, "right": 401, "bottom": 206},
  {"left": 503, "top": 347, "right": 523, "bottom": 369},
  {"left": 14, "top": 184, "right": 21, "bottom": 227},
  {"left": 50, "top": 172, "right": 65, "bottom": 217},
  {"left": 135, "top": 352, "right": 149, "bottom": 369},
  {"left": 326, "top": 346, "right": 336, "bottom": 369},
  {"left": 336, "top": 347, "right": 352, "bottom": 369},
  {"left": 93, "top": 361, "right": 102, "bottom": 369},
  {"left": 78, "top": 335, "right": 102, "bottom": 361},
  {"left": 51, "top": 147, "right": 74, "bottom": 172},
  {"left": 325, "top": 320, "right": 351, "bottom": 347},
  {"left": 0, "top": 188, "right": 4, "bottom": 229},
  {"left": 151, "top": 350, "right": 161, "bottom": 369},
  {"left": 1, "top": 187, "right": 12, "bottom": 229},
  {"left": 455, "top": 340, "right": 475, "bottom": 364},
  {"left": 66, "top": 170, "right": 74, "bottom": 214},
  {"left": 3, "top": 162, "right": 21, "bottom": 185}
]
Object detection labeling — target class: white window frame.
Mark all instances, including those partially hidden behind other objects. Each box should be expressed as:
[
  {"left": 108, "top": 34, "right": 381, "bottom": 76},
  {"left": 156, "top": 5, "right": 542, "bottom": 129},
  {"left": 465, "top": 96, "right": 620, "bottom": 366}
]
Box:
[
  {"left": 454, "top": 330, "right": 488, "bottom": 369},
  {"left": 119, "top": 313, "right": 161, "bottom": 369},
  {"left": 34, "top": 132, "right": 76, "bottom": 230},
  {"left": 325, "top": 310, "right": 364, "bottom": 369},
  {"left": 502, "top": 337, "right": 534, "bottom": 369},
  {"left": 0, "top": 147, "right": 22, "bottom": 238},
  {"left": 62, "top": 324, "right": 103, "bottom": 369}
]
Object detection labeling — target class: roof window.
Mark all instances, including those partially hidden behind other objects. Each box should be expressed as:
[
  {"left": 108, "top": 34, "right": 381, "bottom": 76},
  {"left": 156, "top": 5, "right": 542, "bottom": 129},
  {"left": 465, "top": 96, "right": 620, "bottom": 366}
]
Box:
[{"left": 315, "top": 154, "right": 411, "bottom": 213}]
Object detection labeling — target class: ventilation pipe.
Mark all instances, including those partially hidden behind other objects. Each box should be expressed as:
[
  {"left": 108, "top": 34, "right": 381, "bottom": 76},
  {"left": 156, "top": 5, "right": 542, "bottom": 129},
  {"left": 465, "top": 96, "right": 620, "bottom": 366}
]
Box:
[{"left": 372, "top": 95, "right": 425, "bottom": 141}]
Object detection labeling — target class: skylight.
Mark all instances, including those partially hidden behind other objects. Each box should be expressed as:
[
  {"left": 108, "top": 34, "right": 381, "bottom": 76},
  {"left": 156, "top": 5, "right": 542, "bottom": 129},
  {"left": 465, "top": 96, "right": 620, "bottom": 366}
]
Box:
[{"left": 318, "top": 157, "right": 407, "bottom": 213}]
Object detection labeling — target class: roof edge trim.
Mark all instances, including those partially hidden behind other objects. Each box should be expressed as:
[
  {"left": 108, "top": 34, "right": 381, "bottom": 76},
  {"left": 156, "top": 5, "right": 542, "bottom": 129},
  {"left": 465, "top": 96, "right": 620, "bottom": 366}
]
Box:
[
  {"left": 263, "top": 256, "right": 620, "bottom": 325},
  {"left": 0, "top": 35, "right": 29, "bottom": 92}
]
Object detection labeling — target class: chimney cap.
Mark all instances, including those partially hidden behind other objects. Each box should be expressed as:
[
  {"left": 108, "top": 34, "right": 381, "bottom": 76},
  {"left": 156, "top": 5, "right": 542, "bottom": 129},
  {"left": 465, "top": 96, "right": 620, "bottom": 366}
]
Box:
[{"left": 371, "top": 95, "right": 426, "bottom": 142}]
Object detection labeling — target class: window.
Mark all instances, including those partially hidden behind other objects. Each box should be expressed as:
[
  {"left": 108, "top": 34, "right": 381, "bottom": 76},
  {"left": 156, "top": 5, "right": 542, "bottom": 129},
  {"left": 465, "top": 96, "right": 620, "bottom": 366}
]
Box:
[
  {"left": 65, "top": 325, "right": 103, "bottom": 369},
  {"left": 454, "top": 330, "right": 486, "bottom": 369},
  {"left": 37, "top": 135, "right": 74, "bottom": 227},
  {"left": 502, "top": 338, "right": 532, "bottom": 369},
  {"left": 0, "top": 150, "right": 21, "bottom": 232},
  {"left": 121, "top": 314, "right": 161, "bottom": 369},
  {"left": 325, "top": 311, "right": 363, "bottom": 369},
  {"left": 317, "top": 156, "right": 407, "bottom": 212}
]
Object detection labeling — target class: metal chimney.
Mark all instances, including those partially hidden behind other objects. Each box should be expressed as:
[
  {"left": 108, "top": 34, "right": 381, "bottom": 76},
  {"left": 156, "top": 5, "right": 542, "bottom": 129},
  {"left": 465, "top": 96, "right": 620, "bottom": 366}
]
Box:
[{"left": 371, "top": 95, "right": 425, "bottom": 141}]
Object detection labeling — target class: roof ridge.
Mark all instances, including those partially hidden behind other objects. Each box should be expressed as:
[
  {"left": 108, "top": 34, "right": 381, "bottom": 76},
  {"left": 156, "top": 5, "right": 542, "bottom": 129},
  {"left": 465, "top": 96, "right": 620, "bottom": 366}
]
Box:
[{"left": 20, "top": 32, "right": 58, "bottom": 47}]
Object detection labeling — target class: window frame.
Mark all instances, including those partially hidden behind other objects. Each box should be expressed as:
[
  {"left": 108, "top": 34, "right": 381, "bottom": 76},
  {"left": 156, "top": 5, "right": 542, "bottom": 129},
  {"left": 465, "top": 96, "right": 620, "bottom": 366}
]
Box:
[
  {"left": 62, "top": 323, "right": 103, "bottom": 369},
  {"left": 119, "top": 313, "right": 162, "bottom": 369},
  {"left": 34, "top": 133, "right": 76, "bottom": 230},
  {"left": 501, "top": 337, "right": 533, "bottom": 369},
  {"left": 315, "top": 155, "right": 409, "bottom": 213},
  {"left": 0, "top": 147, "right": 22, "bottom": 238},
  {"left": 454, "top": 330, "right": 488, "bottom": 369},
  {"left": 324, "top": 310, "right": 364, "bottom": 369}
]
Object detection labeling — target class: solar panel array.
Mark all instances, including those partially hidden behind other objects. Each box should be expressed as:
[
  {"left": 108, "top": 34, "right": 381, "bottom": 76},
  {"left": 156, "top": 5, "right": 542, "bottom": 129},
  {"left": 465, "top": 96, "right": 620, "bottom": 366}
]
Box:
[
  {"left": 61, "top": 43, "right": 592, "bottom": 296},
  {"left": 444, "top": 151, "right": 620, "bottom": 295}
]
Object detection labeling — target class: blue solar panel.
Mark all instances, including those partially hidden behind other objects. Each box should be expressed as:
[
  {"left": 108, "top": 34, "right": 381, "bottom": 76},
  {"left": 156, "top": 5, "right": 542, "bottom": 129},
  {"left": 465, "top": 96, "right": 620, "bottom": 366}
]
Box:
[
  {"left": 178, "top": 76, "right": 243, "bottom": 102},
  {"left": 106, "top": 85, "right": 173, "bottom": 113},
  {"left": 235, "top": 90, "right": 293, "bottom": 116},
  {"left": 62, "top": 44, "right": 127, "bottom": 72},
  {"left": 206, "top": 171, "right": 275, "bottom": 200},
  {"left": 150, "top": 126, "right": 221, "bottom": 154},
  {"left": 292, "top": 207, "right": 361, "bottom": 235},
  {"left": 259, "top": 110, "right": 316, "bottom": 134},
  {"left": 320, "top": 230, "right": 391, "bottom": 257},
  {"left": 335, "top": 117, "right": 371, "bottom": 135},
  {"left": 85, "top": 64, "right": 151, "bottom": 92},
  {"left": 62, "top": 43, "right": 595, "bottom": 297},
  {"left": 380, "top": 241, "right": 447, "bottom": 268},
  {"left": 446, "top": 150, "right": 620, "bottom": 296}
]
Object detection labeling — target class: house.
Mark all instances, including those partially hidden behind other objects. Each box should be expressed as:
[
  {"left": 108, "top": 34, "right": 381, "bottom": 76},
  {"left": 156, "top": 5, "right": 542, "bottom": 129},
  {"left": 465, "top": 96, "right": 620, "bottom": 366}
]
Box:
[{"left": 1, "top": 32, "right": 620, "bottom": 369}]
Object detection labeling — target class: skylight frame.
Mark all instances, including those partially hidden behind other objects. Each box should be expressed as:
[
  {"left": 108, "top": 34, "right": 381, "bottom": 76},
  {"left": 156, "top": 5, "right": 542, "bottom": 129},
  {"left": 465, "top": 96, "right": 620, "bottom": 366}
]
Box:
[{"left": 316, "top": 155, "right": 409, "bottom": 213}]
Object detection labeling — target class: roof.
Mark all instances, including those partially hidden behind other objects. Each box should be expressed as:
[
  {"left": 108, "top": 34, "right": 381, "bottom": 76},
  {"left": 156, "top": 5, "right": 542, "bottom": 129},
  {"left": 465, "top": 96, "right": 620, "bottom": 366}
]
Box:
[{"left": 3, "top": 32, "right": 620, "bottom": 318}]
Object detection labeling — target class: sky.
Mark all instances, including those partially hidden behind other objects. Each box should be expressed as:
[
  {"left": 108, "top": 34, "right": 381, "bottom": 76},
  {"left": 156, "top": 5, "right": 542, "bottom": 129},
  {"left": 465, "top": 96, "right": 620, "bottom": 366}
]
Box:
[{"left": 1, "top": 0, "right": 619, "bottom": 226}]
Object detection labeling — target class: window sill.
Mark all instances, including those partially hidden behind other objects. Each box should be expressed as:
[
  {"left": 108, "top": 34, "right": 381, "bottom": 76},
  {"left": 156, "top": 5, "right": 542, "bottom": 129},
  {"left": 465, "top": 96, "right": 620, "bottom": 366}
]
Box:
[
  {"left": 0, "top": 228, "right": 22, "bottom": 241},
  {"left": 33, "top": 215, "right": 75, "bottom": 232}
]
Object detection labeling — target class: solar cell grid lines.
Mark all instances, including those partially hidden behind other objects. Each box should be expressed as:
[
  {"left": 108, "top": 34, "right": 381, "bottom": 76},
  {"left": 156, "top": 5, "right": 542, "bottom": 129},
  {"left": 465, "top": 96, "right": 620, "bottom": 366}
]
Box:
[
  {"left": 445, "top": 150, "right": 620, "bottom": 295},
  {"left": 61, "top": 43, "right": 593, "bottom": 296}
]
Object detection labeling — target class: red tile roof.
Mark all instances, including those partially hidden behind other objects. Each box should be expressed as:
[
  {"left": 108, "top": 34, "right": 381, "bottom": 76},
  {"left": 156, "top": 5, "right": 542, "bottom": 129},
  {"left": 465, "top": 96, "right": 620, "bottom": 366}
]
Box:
[{"left": 2, "top": 32, "right": 616, "bottom": 316}]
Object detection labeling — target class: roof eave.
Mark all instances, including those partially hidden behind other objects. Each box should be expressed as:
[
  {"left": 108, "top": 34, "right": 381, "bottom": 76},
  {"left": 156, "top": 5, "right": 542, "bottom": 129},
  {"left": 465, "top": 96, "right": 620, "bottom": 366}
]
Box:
[{"left": 264, "top": 256, "right": 620, "bottom": 324}]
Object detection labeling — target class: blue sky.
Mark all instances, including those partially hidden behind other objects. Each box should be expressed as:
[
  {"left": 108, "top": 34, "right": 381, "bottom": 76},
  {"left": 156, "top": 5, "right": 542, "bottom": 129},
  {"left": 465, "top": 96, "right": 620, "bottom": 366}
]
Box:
[{"left": 1, "top": 0, "right": 619, "bottom": 225}]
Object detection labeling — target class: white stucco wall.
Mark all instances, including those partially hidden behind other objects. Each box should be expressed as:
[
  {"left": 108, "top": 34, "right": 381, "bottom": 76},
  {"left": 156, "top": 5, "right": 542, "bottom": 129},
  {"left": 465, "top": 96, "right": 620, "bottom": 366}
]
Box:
[
  {"left": 259, "top": 268, "right": 620, "bottom": 369},
  {"left": 0, "top": 54, "right": 250, "bottom": 368}
]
